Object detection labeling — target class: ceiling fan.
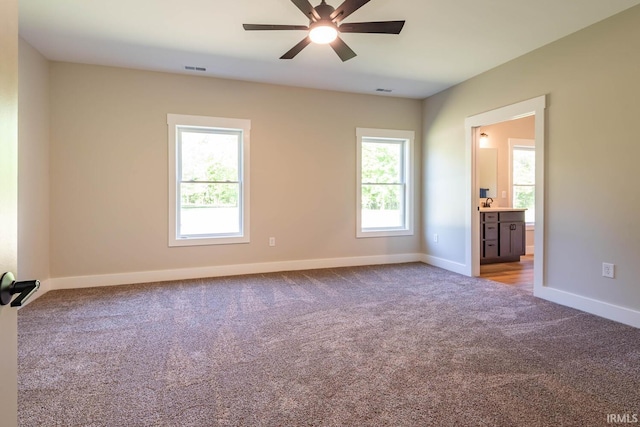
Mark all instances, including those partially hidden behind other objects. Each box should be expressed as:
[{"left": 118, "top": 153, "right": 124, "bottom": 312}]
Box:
[{"left": 243, "top": 0, "right": 405, "bottom": 62}]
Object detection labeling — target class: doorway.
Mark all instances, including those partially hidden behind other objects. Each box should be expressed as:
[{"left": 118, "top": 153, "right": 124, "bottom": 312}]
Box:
[
  {"left": 477, "top": 121, "right": 535, "bottom": 290},
  {"left": 464, "top": 95, "right": 546, "bottom": 295}
]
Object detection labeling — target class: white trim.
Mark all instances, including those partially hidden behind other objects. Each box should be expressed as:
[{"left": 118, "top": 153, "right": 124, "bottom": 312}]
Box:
[
  {"left": 47, "top": 254, "right": 423, "bottom": 291},
  {"left": 167, "top": 114, "right": 251, "bottom": 247},
  {"left": 356, "top": 128, "right": 415, "bottom": 238},
  {"left": 421, "top": 254, "right": 468, "bottom": 276},
  {"left": 465, "top": 96, "right": 546, "bottom": 289},
  {"left": 535, "top": 286, "right": 640, "bottom": 329},
  {"left": 526, "top": 245, "right": 535, "bottom": 255}
]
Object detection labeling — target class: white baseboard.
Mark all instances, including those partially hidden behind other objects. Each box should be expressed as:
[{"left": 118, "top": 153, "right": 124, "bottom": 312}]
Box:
[
  {"left": 422, "top": 253, "right": 640, "bottom": 329},
  {"left": 421, "top": 254, "right": 469, "bottom": 276},
  {"left": 526, "top": 245, "right": 535, "bottom": 255},
  {"left": 535, "top": 285, "right": 640, "bottom": 329},
  {"left": 48, "top": 253, "right": 424, "bottom": 291}
]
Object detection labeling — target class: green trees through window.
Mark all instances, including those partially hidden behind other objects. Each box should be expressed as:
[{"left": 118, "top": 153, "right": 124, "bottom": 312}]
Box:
[
  {"left": 512, "top": 146, "right": 535, "bottom": 223},
  {"left": 361, "top": 140, "right": 403, "bottom": 212},
  {"left": 179, "top": 129, "right": 240, "bottom": 209}
]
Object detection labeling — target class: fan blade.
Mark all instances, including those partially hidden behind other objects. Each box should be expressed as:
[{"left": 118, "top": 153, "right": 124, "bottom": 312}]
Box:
[
  {"left": 280, "top": 36, "right": 312, "bottom": 59},
  {"left": 330, "top": 37, "right": 357, "bottom": 62},
  {"left": 330, "top": 0, "right": 371, "bottom": 23},
  {"left": 291, "top": 0, "right": 320, "bottom": 21},
  {"left": 243, "top": 24, "right": 309, "bottom": 31},
  {"left": 338, "top": 20, "right": 405, "bottom": 34}
]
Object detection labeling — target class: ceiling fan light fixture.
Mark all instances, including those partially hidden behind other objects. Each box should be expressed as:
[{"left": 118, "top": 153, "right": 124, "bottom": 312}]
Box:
[
  {"left": 309, "top": 22, "right": 338, "bottom": 44},
  {"left": 243, "top": 0, "right": 406, "bottom": 61}
]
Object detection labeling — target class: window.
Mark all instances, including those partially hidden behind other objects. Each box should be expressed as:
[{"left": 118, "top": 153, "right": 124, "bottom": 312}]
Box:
[
  {"left": 356, "top": 128, "right": 414, "bottom": 238},
  {"left": 512, "top": 145, "right": 535, "bottom": 224},
  {"left": 167, "top": 114, "right": 250, "bottom": 246}
]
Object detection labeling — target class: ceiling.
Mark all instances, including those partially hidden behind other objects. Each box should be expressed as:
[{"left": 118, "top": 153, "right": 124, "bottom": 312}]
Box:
[{"left": 18, "top": 0, "right": 640, "bottom": 99}]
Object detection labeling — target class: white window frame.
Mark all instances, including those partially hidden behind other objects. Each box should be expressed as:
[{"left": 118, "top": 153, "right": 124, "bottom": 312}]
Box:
[
  {"left": 509, "top": 138, "right": 535, "bottom": 228},
  {"left": 167, "top": 113, "right": 250, "bottom": 247},
  {"left": 356, "top": 128, "right": 414, "bottom": 238}
]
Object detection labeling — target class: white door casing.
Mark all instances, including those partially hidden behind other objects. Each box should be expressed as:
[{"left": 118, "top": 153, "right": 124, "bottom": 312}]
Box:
[
  {"left": 0, "top": 0, "right": 20, "bottom": 426},
  {"left": 464, "top": 95, "right": 546, "bottom": 293}
]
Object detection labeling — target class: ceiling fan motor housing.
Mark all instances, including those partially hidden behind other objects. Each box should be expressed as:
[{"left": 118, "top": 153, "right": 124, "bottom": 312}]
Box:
[{"left": 314, "top": 1, "right": 336, "bottom": 21}]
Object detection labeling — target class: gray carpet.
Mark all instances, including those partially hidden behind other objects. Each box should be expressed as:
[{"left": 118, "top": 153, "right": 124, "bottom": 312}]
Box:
[{"left": 18, "top": 263, "right": 640, "bottom": 426}]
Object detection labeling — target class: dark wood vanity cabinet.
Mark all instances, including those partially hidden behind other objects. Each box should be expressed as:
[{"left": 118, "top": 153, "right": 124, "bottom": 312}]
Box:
[{"left": 481, "top": 210, "right": 525, "bottom": 264}]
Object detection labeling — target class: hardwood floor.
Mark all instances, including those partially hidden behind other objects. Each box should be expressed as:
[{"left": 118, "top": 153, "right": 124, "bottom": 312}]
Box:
[{"left": 480, "top": 254, "right": 533, "bottom": 291}]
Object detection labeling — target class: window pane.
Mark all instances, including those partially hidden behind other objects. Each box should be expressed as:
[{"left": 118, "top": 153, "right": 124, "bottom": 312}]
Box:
[
  {"left": 361, "top": 141, "right": 402, "bottom": 184},
  {"left": 180, "top": 183, "right": 240, "bottom": 235},
  {"left": 361, "top": 184, "right": 404, "bottom": 229},
  {"left": 513, "top": 148, "right": 535, "bottom": 185},
  {"left": 514, "top": 186, "right": 535, "bottom": 223},
  {"left": 180, "top": 129, "right": 239, "bottom": 182},
  {"left": 513, "top": 146, "right": 535, "bottom": 223}
]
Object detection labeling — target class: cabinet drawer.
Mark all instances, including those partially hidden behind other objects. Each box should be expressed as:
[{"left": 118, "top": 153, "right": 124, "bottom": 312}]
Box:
[
  {"left": 483, "top": 224, "right": 498, "bottom": 240},
  {"left": 483, "top": 240, "right": 498, "bottom": 258},
  {"left": 499, "top": 211, "right": 525, "bottom": 222},
  {"left": 482, "top": 212, "right": 498, "bottom": 223}
]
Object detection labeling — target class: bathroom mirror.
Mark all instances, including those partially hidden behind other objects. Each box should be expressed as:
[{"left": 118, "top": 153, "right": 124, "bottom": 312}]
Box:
[{"left": 478, "top": 148, "right": 497, "bottom": 198}]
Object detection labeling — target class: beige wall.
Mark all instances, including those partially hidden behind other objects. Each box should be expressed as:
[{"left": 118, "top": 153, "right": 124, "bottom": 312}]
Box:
[
  {"left": 18, "top": 39, "right": 50, "bottom": 285},
  {"left": 49, "top": 63, "right": 422, "bottom": 278},
  {"left": 423, "top": 5, "right": 640, "bottom": 309}
]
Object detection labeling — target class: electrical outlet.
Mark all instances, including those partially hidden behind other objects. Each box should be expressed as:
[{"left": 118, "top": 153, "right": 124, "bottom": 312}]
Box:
[
  {"left": 269, "top": 237, "right": 276, "bottom": 247},
  {"left": 602, "top": 262, "right": 615, "bottom": 279},
  {"left": 433, "top": 233, "right": 438, "bottom": 243}
]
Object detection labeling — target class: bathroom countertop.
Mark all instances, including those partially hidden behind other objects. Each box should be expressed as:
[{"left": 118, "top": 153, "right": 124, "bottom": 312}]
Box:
[{"left": 479, "top": 207, "right": 527, "bottom": 212}]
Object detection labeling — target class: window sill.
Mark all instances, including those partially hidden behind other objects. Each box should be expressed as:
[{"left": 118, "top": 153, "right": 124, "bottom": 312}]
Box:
[
  {"left": 169, "top": 235, "right": 250, "bottom": 247},
  {"left": 357, "top": 229, "right": 414, "bottom": 238}
]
